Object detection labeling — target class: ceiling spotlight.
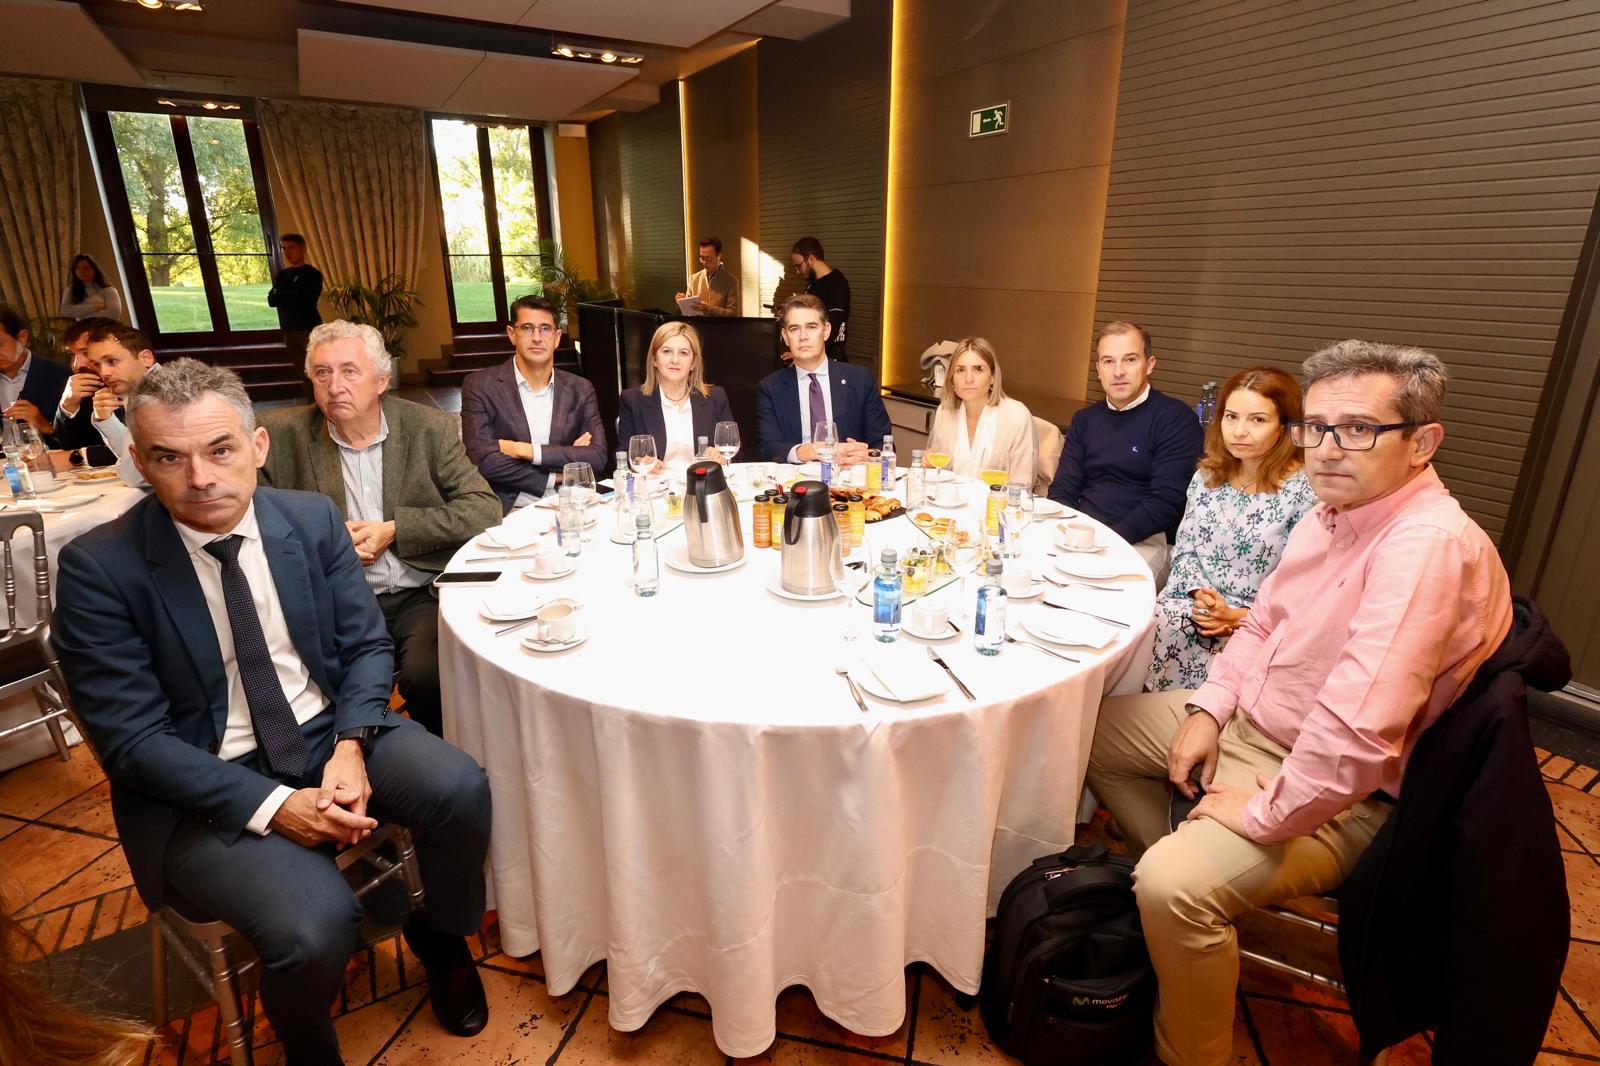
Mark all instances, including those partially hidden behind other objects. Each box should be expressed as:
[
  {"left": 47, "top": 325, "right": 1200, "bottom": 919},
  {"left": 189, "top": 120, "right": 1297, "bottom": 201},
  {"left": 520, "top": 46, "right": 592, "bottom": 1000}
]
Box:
[
  {"left": 550, "top": 41, "right": 643, "bottom": 66},
  {"left": 124, "top": 0, "right": 205, "bottom": 10},
  {"left": 137, "top": 0, "right": 163, "bottom": 7},
  {"left": 576, "top": 52, "right": 592, "bottom": 59},
  {"left": 555, "top": 45, "right": 574, "bottom": 57},
  {"left": 600, "top": 51, "right": 617, "bottom": 63}
]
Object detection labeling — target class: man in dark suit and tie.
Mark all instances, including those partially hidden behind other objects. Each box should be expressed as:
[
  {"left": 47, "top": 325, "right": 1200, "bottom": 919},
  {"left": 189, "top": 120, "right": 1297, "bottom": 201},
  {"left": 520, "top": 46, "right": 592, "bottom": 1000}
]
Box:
[
  {"left": 54, "top": 359, "right": 494, "bottom": 1064},
  {"left": 0, "top": 303, "right": 71, "bottom": 440},
  {"left": 755, "top": 294, "right": 891, "bottom": 465},
  {"left": 460, "top": 294, "right": 608, "bottom": 512}
]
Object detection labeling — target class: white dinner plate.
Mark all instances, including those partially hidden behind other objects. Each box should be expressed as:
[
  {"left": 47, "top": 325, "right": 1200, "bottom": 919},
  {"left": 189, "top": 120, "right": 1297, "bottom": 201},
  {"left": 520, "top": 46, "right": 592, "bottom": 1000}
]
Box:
[
  {"left": 921, "top": 496, "right": 967, "bottom": 511},
  {"left": 477, "top": 527, "right": 546, "bottom": 552},
  {"left": 522, "top": 561, "right": 577, "bottom": 581},
  {"left": 480, "top": 594, "right": 579, "bottom": 623},
  {"left": 4, "top": 494, "right": 98, "bottom": 512},
  {"left": 850, "top": 656, "right": 947, "bottom": 702},
  {"left": 664, "top": 545, "right": 747, "bottom": 574},
  {"left": 1032, "top": 499, "right": 1069, "bottom": 518},
  {"left": 1022, "top": 615, "right": 1118, "bottom": 650},
  {"left": 30, "top": 478, "right": 70, "bottom": 495},
  {"left": 1053, "top": 556, "right": 1135, "bottom": 581},
  {"left": 521, "top": 627, "right": 589, "bottom": 653},
  {"left": 766, "top": 577, "right": 843, "bottom": 602}
]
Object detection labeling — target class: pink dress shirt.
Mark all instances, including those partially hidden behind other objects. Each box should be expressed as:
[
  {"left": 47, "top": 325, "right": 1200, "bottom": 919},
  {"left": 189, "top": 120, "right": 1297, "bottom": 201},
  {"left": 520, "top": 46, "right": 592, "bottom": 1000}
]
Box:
[{"left": 1189, "top": 465, "right": 1512, "bottom": 843}]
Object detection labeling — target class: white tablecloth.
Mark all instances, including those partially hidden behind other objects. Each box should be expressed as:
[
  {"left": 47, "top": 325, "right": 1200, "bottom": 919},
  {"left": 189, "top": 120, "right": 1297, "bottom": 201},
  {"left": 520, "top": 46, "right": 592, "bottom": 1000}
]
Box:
[
  {"left": 439, "top": 468, "right": 1156, "bottom": 1056},
  {"left": 0, "top": 477, "right": 145, "bottom": 769}
]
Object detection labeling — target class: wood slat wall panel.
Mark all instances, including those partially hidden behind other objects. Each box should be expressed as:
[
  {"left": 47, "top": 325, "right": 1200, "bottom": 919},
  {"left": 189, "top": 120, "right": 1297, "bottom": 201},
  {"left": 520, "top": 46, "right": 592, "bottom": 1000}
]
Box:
[
  {"left": 1094, "top": 0, "right": 1600, "bottom": 541},
  {"left": 755, "top": 1, "right": 890, "bottom": 370},
  {"left": 589, "top": 96, "right": 686, "bottom": 311}
]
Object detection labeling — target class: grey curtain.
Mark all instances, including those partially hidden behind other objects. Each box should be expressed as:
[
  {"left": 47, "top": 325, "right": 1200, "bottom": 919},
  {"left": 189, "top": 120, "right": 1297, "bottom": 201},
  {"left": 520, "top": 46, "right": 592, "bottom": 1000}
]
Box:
[
  {"left": 256, "top": 98, "right": 426, "bottom": 290},
  {"left": 0, "top": 78, "right": 79, "bottom": 324}
]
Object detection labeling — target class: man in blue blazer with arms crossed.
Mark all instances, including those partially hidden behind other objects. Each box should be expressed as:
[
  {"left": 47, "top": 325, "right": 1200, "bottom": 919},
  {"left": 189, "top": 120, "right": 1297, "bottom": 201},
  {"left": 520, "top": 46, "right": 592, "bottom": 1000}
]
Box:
[
  {"left": 756, "top": 294, "right": 891, "bottom": 465},
  {"left": 54, "top": 359, "right": 493, "bottom": 1065}
]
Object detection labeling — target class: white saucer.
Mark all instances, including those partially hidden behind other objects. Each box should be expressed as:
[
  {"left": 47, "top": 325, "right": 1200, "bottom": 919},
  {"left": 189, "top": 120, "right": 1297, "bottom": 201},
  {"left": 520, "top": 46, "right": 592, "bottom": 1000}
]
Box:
[
  {"left": 522, "top": 562, "right": 577, "bottom": 581},
  {"left": 1054, "top": 541, "right": 1105, "bottom": 554},
  {"left": 522, "top": 628, "right": 588, "bottom": 653},
  {"left": 1003, "top": 579, "right": 1048, "bottom": 600},
  {"left": 664, "top": 545, "right": 747, "bottom": 574},
  {"left": 1032, "top": 499, "right": 1068, "bottom": 518},
  {"left": 921, "top": 497, "right": 966, "bottom": 510},
  {"left": 901, "top": 621, "right": 959, "bottom": 642},
  {"left": 766, "top": 577, "right": 843, "bottom": 602}
]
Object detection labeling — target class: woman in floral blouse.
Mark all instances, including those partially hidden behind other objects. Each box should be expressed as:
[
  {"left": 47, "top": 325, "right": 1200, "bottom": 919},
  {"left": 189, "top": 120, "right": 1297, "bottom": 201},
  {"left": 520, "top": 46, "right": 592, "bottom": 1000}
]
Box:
[{"left": 1146, "top": 366, "right": 1318, "bottom": 690}]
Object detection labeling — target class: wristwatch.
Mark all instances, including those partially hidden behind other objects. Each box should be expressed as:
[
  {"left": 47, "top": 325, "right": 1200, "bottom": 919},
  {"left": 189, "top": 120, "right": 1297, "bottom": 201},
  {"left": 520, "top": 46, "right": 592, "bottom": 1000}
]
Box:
[{"left": 334, "top": 725, "right": 380, "bottom": 756}]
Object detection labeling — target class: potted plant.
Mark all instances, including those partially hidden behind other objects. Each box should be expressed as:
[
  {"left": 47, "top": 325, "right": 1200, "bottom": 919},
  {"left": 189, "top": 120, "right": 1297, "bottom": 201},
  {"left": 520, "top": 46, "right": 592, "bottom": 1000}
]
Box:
[
  {"left": 325, "top": 274, "right": 422, "bottom": 360},
  {"left": 531, "top": 240, "right": 617, "bottom": 339}
]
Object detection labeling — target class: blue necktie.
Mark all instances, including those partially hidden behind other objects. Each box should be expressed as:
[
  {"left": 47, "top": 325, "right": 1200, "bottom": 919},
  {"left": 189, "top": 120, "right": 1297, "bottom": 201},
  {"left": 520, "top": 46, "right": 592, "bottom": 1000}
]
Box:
[
  {"left": 808, "top": 373, "right": 827, "bottom": 439},
  {"left": 203, "top": 535, "right": 310, "bottom": 778}
]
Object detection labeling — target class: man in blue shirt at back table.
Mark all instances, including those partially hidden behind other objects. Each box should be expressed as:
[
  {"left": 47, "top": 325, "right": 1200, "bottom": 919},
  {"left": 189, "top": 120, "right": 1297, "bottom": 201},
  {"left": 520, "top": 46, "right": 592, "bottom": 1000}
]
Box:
[
  {"left": 755, "top": 294, "right": 891, "bottom": 466},
  {"left": 1048, "top": 321, "right": 1204, "bottom": 585}
]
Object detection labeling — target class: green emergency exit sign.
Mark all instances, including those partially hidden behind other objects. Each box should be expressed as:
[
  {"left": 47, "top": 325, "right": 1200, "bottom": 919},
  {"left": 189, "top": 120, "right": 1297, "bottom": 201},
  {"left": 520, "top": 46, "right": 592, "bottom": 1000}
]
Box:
[{"left": 970, "top": 102, "right": 1009, "bottom": 138}]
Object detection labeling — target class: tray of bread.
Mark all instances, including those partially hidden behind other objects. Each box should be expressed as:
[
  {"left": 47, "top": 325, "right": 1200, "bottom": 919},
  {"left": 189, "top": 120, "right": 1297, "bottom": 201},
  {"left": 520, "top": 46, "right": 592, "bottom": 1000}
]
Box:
[{"left": 826, "top": 486, "right": 904, "bottom": 523}]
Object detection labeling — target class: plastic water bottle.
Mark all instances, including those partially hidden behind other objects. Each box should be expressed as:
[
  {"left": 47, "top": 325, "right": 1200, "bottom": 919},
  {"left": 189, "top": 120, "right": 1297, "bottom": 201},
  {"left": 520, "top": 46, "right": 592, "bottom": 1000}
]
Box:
[
  {"left": 873, "top": 548, "right": 902, "bottom": 642},
  {"left": 697, "top": 434, "right": 708, "bottom": 458},
  {"left": 2, "top": 450, "right": 35, "bottom": 500},
  {"left": 632, "top": 510, "right": 659, "bottom": 597},
  {"left": 880, "top": 435, "right": 896, "bottom": 487},
  {"left": 974, "top": 557, "right": 1006, "bottom": 656},
  {"left": 615, "top": 450, "right": 632, "bottom": 500},
  {"left": 906, "top": 450, "right": 926, "bottom": 509}
]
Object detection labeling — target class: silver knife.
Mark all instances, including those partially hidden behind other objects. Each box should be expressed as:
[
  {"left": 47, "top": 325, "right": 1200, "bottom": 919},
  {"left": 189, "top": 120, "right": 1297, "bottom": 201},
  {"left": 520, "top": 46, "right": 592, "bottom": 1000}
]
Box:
[
  {"left": 1042, "top": 601, "right": 1132, "bottom": 629},
  {"left": 926, "top": 645, "right": 976, "bottom": 701}
]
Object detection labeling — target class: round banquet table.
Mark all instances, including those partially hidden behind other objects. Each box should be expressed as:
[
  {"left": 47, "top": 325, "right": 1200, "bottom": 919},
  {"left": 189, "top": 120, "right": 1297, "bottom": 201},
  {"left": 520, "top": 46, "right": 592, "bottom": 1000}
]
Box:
[{"left": 439, "top": 465, "right": 1157, "bottom": 1056}]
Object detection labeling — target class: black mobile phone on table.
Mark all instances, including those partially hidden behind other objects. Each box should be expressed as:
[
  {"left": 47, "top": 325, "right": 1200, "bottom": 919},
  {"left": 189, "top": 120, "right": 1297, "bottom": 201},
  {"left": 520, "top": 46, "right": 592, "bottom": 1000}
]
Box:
[{"left": 435, "top": 570, "right": 504, "bottom": 586}]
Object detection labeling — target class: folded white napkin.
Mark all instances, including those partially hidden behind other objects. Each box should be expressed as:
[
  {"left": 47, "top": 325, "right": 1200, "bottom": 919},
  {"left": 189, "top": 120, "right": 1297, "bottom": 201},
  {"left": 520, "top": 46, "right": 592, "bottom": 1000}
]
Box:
[
  {"left": 860, "top": 650, "right": 946, "bottom": 701},
  {"left": 480, "top": 590, "right": 530, "bottom": 619},
  {"left": 482, "top": 523, "right": 545, "bottom": 551}
]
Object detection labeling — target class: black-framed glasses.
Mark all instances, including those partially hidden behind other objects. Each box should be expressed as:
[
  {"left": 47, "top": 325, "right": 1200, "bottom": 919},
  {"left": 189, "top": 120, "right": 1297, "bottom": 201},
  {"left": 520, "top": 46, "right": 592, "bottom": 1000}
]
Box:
[{"left": 1287, "top": 420, "right": 1418, "bottom": 451}]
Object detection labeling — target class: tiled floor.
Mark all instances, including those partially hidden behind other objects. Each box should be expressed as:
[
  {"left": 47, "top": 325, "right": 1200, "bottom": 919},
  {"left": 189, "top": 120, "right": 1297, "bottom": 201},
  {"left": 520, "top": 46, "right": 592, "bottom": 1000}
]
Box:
[{"left": 1, "top": 739, "right": 1592, "bottom": 1065}]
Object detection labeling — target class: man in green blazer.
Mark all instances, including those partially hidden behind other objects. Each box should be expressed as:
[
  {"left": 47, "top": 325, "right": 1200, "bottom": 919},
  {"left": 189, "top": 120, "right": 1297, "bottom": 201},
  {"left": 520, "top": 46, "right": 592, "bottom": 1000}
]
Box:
[{"left": 259, "top": 321, "right": 500, "bottom": 735}]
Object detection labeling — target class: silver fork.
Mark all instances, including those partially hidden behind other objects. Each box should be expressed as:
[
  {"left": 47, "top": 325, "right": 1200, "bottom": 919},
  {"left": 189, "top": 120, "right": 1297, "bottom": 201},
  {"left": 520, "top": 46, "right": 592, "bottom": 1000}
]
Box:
[
  {"left": 834, "top": 663, "right": 869, "bottom": 713},
  {"left": 1004, "top": 633, "right": 1080, "bottom": 662}
]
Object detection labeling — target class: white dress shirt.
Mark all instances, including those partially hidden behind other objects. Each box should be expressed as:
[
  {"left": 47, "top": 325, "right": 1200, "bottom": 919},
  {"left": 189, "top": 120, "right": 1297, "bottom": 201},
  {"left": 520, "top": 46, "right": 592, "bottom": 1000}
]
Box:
[
  {"left": 514, "top": 371, "right": 555, "bottom": 508},
  {"left": 91, "top": 407, "right": 147, "bottom": 488},
  {"left": 658, "top": 387, "right": 697, "bottom": 467},
  {"left": 950, "top": 404, "right": 1000, "bottom": 479},
  {"left": 175, "top": 502, "right": 329, "bottom": 834},
  {"left": 328, "top": 412, "right": 429, "bottom": 594},
  {"left": 1107, "top": 384, "right": 1151, "bottom": 412},
  {"left": 786, "top": 361, "right": 835, "bottom": 463},
  {"left": 0, "top": 350, "right": 31, "bottom": 411}
]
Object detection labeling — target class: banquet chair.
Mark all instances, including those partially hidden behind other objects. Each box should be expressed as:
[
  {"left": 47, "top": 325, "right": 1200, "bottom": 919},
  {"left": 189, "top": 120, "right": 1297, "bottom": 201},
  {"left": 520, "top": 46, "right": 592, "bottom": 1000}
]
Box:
[
  {"left": 0, "top": 511, "right": 77, "bottom": 762},
  {"left": 150, "top": 824, "right": 425, "bottom": 1066},
  {"left": 1032, "top": 416, "right": 1062, "bottom": 497}
]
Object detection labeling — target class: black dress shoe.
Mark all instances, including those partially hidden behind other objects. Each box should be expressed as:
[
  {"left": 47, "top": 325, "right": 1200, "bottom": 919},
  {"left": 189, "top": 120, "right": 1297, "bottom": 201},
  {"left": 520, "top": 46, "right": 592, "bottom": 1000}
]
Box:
[{"left": 403, "top": 917, "right": 490, "bottom": 1037}]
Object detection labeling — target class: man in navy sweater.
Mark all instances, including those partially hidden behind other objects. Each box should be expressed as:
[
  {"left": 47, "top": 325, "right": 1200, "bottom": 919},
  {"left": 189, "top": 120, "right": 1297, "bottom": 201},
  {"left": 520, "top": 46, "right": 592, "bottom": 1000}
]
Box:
[{"left": 1048, "top": 321, "right": 1204, "bottom": 584}]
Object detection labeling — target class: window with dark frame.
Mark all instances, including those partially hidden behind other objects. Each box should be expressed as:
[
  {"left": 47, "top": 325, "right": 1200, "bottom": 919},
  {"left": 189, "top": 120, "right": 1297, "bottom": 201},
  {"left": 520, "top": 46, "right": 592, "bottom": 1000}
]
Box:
[
  {"left": 428, "top": 117, "right": 554, "bottom": 329},
  {"left": 87, "top": 106, "right": 280, "bottom": 344}
]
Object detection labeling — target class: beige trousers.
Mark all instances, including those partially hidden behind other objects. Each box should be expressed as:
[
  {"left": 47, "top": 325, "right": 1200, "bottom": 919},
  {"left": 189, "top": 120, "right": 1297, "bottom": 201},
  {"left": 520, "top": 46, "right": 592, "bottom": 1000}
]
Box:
[{"left": 1085, "top": 690, "right": 1388, "bottom": 1066}]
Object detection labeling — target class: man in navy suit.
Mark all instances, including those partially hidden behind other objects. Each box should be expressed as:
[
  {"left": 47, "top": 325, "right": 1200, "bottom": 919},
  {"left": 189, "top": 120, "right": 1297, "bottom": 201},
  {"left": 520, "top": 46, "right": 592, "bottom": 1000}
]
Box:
[
  {"left": 0, "top": 303, "right": 70, "bottom": 439},
  {"left": 54, "top": 360, "right": 493, "bottom": 1065},
  {"left": 755, "top": 294, "right": 890, "bottom": 465},
  {"left": 460, "top": 294, "right": 608, "bottom": 512}
]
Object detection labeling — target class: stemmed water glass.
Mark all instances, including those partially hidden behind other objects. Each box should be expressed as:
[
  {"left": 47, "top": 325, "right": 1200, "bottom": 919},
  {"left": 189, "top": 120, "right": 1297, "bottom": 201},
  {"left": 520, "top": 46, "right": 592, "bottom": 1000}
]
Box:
[
  {"left": 830, "top": 540, "right": 874, "bottom": 648},
  {"left": 714, "top": 420, "right": 741, "bottom": 486},
  {"left": 563, "top": 462, "right": 597, "bottom": 542},
  {"left": 812, "top": 420, "right": 838, "bottom": 483},
  {"left": 627, "top": 434, "right": 657, "bottom": 502},
  {"left": 942, "top": 520, "right": 986, "bottom": 623},
  {"left": 1004, "top": 484, "right": 1034, "bottom": 558}
]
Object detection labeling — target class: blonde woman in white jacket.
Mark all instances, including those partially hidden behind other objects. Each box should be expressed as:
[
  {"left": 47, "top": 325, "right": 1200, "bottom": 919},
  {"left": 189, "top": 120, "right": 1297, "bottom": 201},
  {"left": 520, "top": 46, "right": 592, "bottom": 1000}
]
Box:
[{"left": 927, "top": 337, "right": 1037, "bottom": 486}]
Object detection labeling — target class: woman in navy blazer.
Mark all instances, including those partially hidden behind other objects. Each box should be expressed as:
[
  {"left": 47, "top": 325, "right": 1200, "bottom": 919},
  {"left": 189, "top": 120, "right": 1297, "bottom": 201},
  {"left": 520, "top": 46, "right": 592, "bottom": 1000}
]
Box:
[{"left": 616, "top": 321, "right": 739, "bottom": 469}]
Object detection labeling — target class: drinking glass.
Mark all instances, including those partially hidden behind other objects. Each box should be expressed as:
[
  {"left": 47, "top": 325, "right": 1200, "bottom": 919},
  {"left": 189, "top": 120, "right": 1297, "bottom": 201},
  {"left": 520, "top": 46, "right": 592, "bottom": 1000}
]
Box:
[
  {"left": 830, "top": 541, "right": 874, "bottom": 647},
  {"left": 628, "top": 434, "right": 658, "bottom": 500},
  {"left": 1004, "top": 485, "right": 1034, "bottom": 558},
  {"left": 979, "top": 447, "right": 1009, "bottom": 489},
  {"left": 942, "top": 521, "right": 986, "bottom": 622},
  {"left": 813, "top": 420, "right": 838, "bottom": 482},
  {"left": 714, "top": 420, "right": 740, "bottom": 466},
  {"left": 924, "top": 426, "right": 953, "bottom": 482},
  {"left": 563, "top": 462, "right": 597, "bottom": 506}
]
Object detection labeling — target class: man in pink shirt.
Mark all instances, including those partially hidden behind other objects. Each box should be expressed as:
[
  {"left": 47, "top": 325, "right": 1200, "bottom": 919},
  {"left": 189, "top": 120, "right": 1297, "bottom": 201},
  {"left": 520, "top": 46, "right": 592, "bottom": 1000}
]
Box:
[{"left": 1087, "top": 340, "right": 1512, "bottom": 1066}]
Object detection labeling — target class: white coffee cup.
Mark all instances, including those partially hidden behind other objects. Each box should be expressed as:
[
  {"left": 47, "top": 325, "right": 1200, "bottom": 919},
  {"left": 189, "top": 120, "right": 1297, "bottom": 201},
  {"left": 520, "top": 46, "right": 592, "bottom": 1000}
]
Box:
[
  {"left": 534, "top": 601, "right": 578, "bottom": 643},
  {"left": 533, "top": 545, "right": 567, "bottom": 574},
  {"left": 933, "top": 481, "right": 961, "bottom": 507},
  {"left": 907, "top": 602, "right": 951, "bottom": 637},
  {"left": 1001, "top": 565, "right": 1034, "bottom": 596},
  {"left": 1062, "top": 521, "right": 1096, "bottom": 549}
]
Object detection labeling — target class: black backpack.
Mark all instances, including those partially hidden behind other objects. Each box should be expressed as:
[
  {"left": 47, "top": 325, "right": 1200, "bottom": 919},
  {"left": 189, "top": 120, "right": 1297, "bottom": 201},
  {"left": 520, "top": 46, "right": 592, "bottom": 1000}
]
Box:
[{"left": 979, "top": 842, "right": 1156, "bottom": 1066}]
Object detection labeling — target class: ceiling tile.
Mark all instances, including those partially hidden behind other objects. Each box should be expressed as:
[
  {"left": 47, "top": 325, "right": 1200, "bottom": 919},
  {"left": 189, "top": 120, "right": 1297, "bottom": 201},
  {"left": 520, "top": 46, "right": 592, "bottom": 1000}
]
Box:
[
  {"left": 297, "top": 30, "right": 483, "bottom": 110},
  {"left": 0, "top": 0, "right": 143, "bottom": 86},
  {"left": 443, "top": 51, "right": 636, "bottom": 121},
  {"left": 518, "top": 0, "right": 773, "bottom": 49},
  {"left": 732, "top": 0, "right": 851, "bottom": 40}
]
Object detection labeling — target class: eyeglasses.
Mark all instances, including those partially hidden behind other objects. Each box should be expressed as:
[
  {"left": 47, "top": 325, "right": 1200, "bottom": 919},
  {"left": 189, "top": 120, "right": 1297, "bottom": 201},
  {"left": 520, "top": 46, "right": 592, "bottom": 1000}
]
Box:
[
  {"left": 1287, "top": 420, "right": 1418, "bottom": 451},
  {"left": 513, "top": 323, "right": 557, "bottom": 337}
]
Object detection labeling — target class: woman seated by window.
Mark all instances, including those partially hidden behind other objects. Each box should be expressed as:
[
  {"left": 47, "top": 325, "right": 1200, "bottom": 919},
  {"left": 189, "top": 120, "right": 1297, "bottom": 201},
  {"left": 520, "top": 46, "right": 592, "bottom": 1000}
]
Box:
[
  {"left": 59, "top": 254, "right": 123, "bottom": 322},
  {"left": 927, "top": 337, "right": 1037, "bottom": 486},
  {"left": 1147, "top": 365, "right": 1317, "bottom": 691},
  {"left": 617, "top": 321, "right": 738, "bottom": 471}
]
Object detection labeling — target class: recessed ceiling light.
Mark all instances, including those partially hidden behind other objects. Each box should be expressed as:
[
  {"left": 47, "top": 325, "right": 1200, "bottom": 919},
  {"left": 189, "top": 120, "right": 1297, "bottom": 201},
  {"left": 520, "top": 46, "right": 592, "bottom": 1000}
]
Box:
[
  {"left": 550, "top": 41, "right": 643, "bottom": 66},
  {"left": 137, "top": 0, "right": 163, "bottom": 8},
  {"left": 554, "top": 45, "right": 574, "bottom": 57},
  {"left": 600, "top": 52, "right": 617, "bottom": 63}
]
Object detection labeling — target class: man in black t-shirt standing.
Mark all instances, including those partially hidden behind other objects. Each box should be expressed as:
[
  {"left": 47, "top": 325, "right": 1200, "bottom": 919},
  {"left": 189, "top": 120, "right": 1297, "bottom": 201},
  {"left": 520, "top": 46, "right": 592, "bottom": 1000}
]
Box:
[
  {"left": 269, "top": 233, "right": 324, "bottom": 366},
  {"left": 791, "top": 237, "right": 850, "bottom": 363}
]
